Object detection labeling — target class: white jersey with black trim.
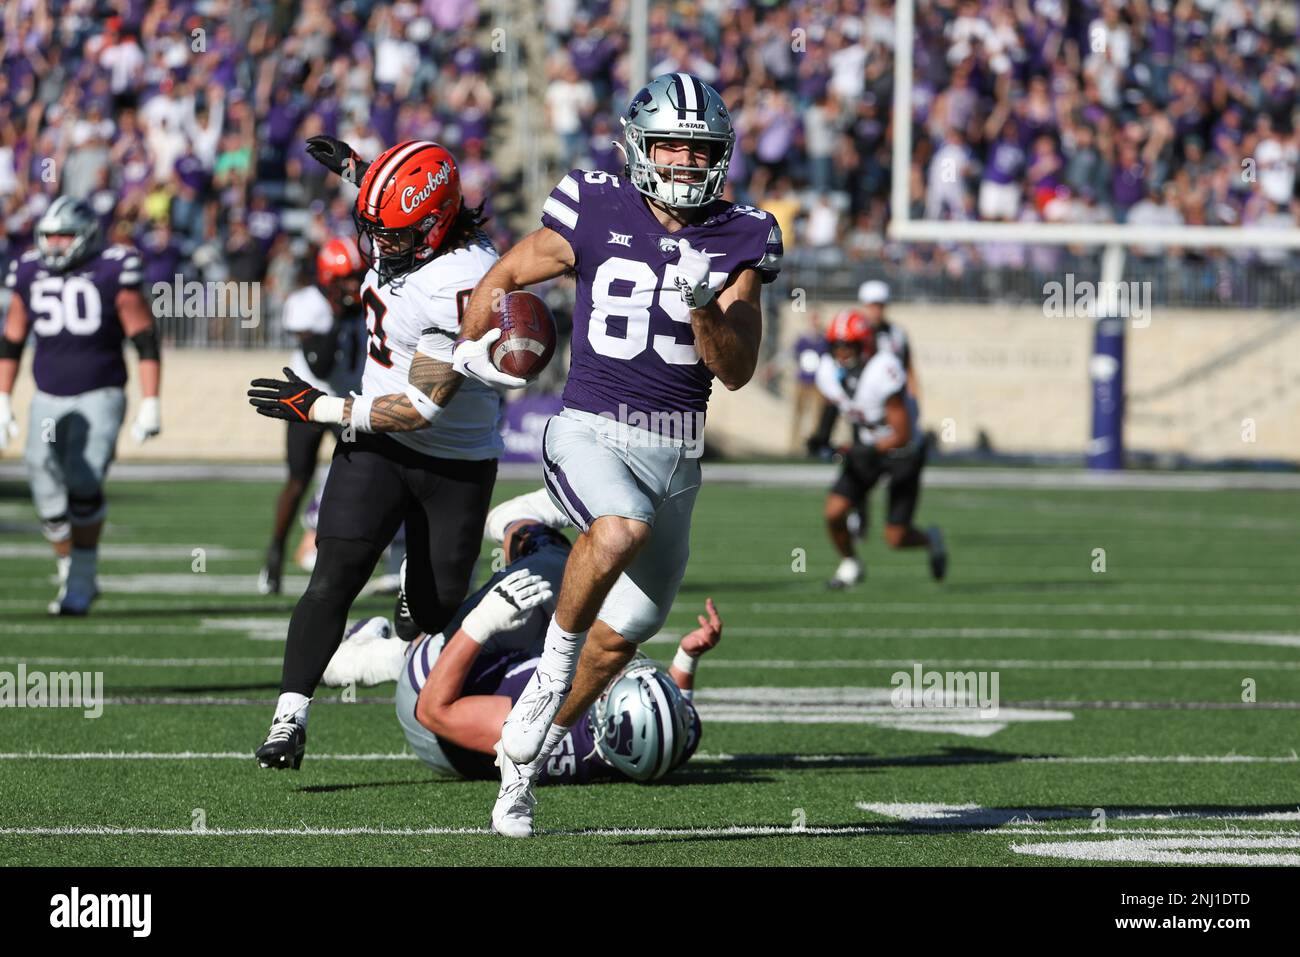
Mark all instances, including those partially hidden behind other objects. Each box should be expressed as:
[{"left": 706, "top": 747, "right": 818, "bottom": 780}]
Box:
[
  {"left": 359, "top": 234, "right": 504, "bottom": 460},
  {"left": 816, "top": 351, "right": 920, "bottom": 448}
]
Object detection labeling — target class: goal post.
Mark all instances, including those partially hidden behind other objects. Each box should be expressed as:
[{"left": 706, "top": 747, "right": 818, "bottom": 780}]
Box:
[{"left": 887, "top": 0, "right": 1300, "bottom": 469}]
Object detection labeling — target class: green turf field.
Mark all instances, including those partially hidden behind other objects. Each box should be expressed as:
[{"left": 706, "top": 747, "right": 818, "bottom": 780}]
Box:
[{"left": 1, "top": 473, "right": 1297, "bottom": 866}]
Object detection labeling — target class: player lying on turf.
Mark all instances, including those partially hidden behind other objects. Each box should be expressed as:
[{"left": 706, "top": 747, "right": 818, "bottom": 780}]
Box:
[
  {"left": 322, "top": 490, "right": 721, "bottom": 785},
  {"left": 809, "top": 310, "right": 947, "bottom": 590}
]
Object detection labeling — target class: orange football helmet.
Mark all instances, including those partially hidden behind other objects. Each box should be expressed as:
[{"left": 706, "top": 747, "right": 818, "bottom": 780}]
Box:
[
  {"left": 316, "top": 236, "right": 365, "bottom": 311},
  {"left": 353, "top": 140, "right": 462, "bottom": 286}
]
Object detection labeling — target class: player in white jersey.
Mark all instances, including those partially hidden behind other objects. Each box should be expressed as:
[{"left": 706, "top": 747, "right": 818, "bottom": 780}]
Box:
[
  {"left": 812, "top": 310, "right": 947, "bottom": 590},
  {"left": 856, "top": 280, "right": 920, "bottom": 401},
  {"left": 246, "top": 139, "right": 504, "bottom": 769}
]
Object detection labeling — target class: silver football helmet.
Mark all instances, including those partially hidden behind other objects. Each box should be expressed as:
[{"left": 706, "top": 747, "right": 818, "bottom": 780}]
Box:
[
  {"left": 620, "top": 73, "right": 734, "bottom": 209},
  {"left": 36, "top": 196, "right": 101, "bottom": 271},
  {"left": 592, "top": 657, "right": 700, "bottom": 782}
]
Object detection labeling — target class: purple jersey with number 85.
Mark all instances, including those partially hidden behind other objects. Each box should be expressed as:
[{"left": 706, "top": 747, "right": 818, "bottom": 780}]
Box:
[{"left": 540, "top": 169, "right": 782, "bottom": 423}]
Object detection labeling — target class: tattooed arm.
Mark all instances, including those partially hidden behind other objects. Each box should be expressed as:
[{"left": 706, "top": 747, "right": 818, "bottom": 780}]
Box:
[{"left": 341, "top": 349, "right": 463, "bottom": 433}]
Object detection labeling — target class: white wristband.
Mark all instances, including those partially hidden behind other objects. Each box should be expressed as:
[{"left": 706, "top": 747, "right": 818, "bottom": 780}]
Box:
[
  {"left": 458, "top": 606, "right": 493, "bottom": 646},
  {"left": 348, "top": 394, "right": 374, "bottom": 433},
  {"left": 672, "top": 648, "right": 698, "bottom": 675},
  {"left": 404, "top": 384, "right": 444, "bottom": 423},
  {"left": 309, "top": 395, "right": 346, "bottom": 425}
]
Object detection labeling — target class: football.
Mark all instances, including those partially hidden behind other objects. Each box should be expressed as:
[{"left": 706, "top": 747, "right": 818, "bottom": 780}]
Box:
[{"left": 490, "top": 290, "right": 557, "bottom": 381}]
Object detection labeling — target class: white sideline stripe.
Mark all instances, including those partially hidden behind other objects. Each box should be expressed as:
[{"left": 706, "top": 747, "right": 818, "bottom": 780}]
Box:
[
  {"left": 0, "top": 656, "right": 284, "bottom": 667},
  {"left": 2, "top": 825, "right": 1293, "bottom": 840},
  {"left": 4, "top": 751, "right": 1295, "bottom": 765},
  {"left": 5, "top": 462, "right": 1300, "bottom": 490},
  {"left": 0, "top": 544, "right": 251, "bottom": 560},
  {"left": 748, "top": 601, "right": 1300, "bottom": 617},
  {"left": 719, "top": 626, "right": 1300, "bottom": 648},
  {"left": 700, "top": 658, "right": 1300, "bottom": 671},
  {"left": 0, "top": 751, "right": 420, "bottom": 761},
  {"left": 2, "top": 654, "right": 1290, "bottom": 671},
  {"left": 857, "top": 802, "right": 1300, "bottom": 824},
  {"left": 1010, "top": 837, "right": 1300, "bottom": 865}
]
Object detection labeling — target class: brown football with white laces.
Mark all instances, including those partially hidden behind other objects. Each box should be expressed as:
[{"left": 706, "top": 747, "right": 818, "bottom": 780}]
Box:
[{"left": 490, "top": 291, "right": 557, "bottom": 381}]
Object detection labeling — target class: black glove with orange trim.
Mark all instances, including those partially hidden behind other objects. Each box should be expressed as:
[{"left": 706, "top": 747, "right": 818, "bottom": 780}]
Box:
[
  {"left": 248, "top": 368, "right": 325, "bottom": 423},
  {"left": 305, "top": 135, "right": 369, "bottom": 186}
]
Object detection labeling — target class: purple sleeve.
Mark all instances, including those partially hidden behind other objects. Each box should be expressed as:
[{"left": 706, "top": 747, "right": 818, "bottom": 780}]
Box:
[
  {"left": 539, "top": 169, "right": 585, "bottom": 251},
  {"left": 101, "top": 245, "right": 144, "bottom": 291}
]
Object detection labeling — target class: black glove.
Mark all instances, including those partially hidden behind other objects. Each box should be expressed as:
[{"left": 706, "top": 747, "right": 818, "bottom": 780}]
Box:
[
  {"left": 248, "top": 368, "right": 325, "bottom": 423},
  {"left": 305, "top": 135, "right": 370, "bottom": 185}
]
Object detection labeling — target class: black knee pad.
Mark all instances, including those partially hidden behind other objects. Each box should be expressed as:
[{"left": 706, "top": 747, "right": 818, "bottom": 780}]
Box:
[
  {"left": 68, "top": 491, "right": 106, "bottom": 526},
  {"left": 42, "top": 513, "right": 72, "bottom": 543}
]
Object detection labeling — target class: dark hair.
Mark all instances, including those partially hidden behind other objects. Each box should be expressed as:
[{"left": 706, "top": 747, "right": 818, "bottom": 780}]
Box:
[{"left": 439, "top": 200, "right": 489, "bottom": 253}]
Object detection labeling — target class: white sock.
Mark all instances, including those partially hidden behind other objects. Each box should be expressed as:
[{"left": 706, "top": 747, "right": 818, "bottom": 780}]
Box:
[
  {"left": 274, "top": 692, "right": 311, "bottom": 727},
  {"left": 538, "top": 617, "right": 587, "bottom": 684},
  {"left": 525, "top": 723, "right": 571, "bottom": 777},
  {"left": 56, "top": 555, "right": 71, "bottom": 584}
]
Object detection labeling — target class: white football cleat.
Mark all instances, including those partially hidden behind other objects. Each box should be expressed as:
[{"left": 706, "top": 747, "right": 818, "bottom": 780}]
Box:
[
  {"left": 501, "top": 668, "right": 569, "bottom": 764},
  {"left": 321, "top": 616, "right": 403, "bottom": 687},
  {"left": 484, "top": 488, "right": 571, "bottom": 544},
  {"left": 490, "top": 743, "right": 537, "bottom": 838},
  {"left": 826, "top": 556, "right": 863, "bottom": 591}
]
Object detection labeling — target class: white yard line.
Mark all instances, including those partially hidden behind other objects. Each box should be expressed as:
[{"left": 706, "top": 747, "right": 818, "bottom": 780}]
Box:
[
  {"left": 3, "top": 750, "right": 1295, "bottom": 765},
  {"left": 717, "top": 626, "right": 1300, "bottom": 648},
  {"left": 746, "top": 601, "right": 1300, "bottom": 617},
  {"left": 1, "top": 653, "right": 1293, "bottom": 671}
]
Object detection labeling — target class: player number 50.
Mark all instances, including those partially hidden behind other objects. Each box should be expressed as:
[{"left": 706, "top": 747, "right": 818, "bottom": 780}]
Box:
[{"left": 29, "top": 276, "right": 103, "bottom": 336}]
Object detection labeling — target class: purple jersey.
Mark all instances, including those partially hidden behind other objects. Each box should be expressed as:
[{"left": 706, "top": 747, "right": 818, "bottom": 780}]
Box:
[
  {"left": 5, "top": 244, "right": 143, "bottom": 396},
  {"left": 541, "top": 168, "right": 782, "bottom": 423}
]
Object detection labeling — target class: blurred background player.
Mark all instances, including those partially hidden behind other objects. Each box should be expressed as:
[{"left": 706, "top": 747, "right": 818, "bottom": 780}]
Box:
[
  {"left": 811, "top": 309, "right": 945, "bottom": 590},
  {"left": 321, "top": 489, "right": 718, "bottom": 787},
  {"left": 0, "top": 197, "right": 161, "bottom": 615},
  {"left": 258, "top": 236, "right": 367, "bottom": 595},
  {"left": 788, "top": 311, "right": 827, "bottom": 454},
  {"left": 856, "top": 281, "right": 919, "bottom": 402}
]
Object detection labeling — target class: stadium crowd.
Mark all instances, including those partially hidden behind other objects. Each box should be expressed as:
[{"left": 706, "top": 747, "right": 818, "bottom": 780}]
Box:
[{"left": 2, "top": 0, "right": 1298, "bottom": 339}]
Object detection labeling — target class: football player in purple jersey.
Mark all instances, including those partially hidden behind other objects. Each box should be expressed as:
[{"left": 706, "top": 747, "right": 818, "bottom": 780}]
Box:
[
  {"left": 0, "top": 197, "right": 162, "bottom": 615},
  {"left": 447, "top": 73, "right": 783, "bottom": 835}
]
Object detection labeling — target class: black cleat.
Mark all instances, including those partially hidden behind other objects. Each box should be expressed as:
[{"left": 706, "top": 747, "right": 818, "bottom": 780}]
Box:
[
  {"left": 393, "top": 558, "right": 421, "bottom": 641},
  {"left": 927, "top": 526, "right": 948, "bottom": 582},
  {"left": 255, "top": 718, "right": 306, "bottom": 769}
]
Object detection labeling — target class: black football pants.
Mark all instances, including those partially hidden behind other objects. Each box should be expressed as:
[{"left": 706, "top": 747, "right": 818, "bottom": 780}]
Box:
[{"left": 278, "top": 431, "right": 497, "bottom": 697}]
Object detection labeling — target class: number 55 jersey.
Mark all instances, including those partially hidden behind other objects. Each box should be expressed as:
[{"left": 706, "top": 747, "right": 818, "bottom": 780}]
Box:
[{"left": 540, "top": 169, "right": 783, "bottom": 422}]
